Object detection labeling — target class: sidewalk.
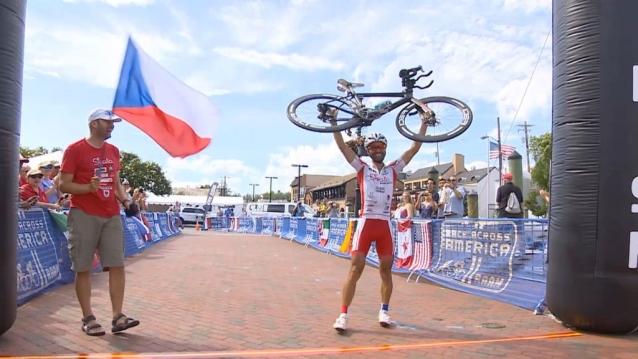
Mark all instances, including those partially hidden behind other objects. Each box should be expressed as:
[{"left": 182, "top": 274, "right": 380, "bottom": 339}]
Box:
[{"left": 0, "top": 229, "right": 635, "bottom": 358}]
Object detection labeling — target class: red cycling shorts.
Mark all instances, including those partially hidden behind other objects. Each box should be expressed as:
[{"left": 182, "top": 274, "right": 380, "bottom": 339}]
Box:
[{"left": 350, "top": 218, "right": 394, "bottom": 257}]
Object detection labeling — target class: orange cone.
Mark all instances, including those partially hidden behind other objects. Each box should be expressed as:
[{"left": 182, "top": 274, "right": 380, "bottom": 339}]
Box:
[{"left": 195, "top": 220, "right": 200, "bottom": 231}]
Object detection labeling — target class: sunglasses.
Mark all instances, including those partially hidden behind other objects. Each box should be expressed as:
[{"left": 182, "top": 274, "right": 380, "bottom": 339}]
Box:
[
  {"left": 40, "top": 165, "right": 53, "bottom": 169},
  {"left": 29, "top": 175, "right": 44, "bottom": 179},
  {"left": 367, "top": 143, "right": 387, "bottom": 151}
]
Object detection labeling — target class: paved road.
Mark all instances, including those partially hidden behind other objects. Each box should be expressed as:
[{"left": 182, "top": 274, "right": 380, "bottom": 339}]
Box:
[{"left": 0, "top": 230, "right": 635, "bottom": 358}]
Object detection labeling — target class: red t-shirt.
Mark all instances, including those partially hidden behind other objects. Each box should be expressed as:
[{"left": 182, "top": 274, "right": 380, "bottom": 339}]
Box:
[
  {"left": 60, "top": 139, "right": 122, "bottom": 218},
  {"left": 19, "top": 184, "right": 48, "bottom": 203}
]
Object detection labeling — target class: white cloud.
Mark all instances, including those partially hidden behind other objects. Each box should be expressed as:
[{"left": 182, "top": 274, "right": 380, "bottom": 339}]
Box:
[
  {"left": 62, "top": 0, "right": 155, "bottom": 7},
  {"left": 164, "top": 140, "right": 359, "bottom": 195},
  {"left": 212, "top": 47, "right": 345, "bottom": 71},
  {"left": 25, "top": 23, "right": 181, "bottom": 89}
]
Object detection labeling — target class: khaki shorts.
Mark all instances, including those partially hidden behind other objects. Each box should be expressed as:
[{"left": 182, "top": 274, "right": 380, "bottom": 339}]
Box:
[{"left": 67, "top": 208, "right": 125, "bottom": 272}]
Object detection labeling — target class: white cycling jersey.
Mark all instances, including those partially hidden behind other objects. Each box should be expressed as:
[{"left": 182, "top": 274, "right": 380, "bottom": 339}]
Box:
[{"left": 350, "top": 157, "right": 406, "bottom": 220}]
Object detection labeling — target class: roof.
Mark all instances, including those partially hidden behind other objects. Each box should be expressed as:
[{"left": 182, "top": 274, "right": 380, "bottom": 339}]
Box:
[
  {"left": 457, "top": 167, "right": 498, "bottom": 184},
  {"left": 311, "top": 173, "right": 358, "bottom": 191},
  {"left": 289, "top": 174, "right": 339, "bottom": 187},
  {"left": 404, "top": 163, "right": 454, "bottom": 182}
]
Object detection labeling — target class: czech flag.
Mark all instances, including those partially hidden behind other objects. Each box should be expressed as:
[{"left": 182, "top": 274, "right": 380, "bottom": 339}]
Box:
[{"left": 112, "top": 37, "right": 219, "bottom": 158}]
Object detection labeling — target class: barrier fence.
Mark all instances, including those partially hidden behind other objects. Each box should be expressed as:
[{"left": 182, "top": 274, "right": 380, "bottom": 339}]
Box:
[
  {"left": 206, "top": 216, "right": 548, "bottom": 311},
  {"left": 17, "top": 207, "right": 182, "bottom": 306}
]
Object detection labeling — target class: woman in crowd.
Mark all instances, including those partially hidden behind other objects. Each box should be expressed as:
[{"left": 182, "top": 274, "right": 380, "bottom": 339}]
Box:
[
  {"left": 416, "top": 190, "right": 438, "bottom": 219},
  {"left": 19, "top": 168, "right": 61, "bottom": 211},
  {"left": 394, "top": 191, "right": 415, "bottom": 219}
]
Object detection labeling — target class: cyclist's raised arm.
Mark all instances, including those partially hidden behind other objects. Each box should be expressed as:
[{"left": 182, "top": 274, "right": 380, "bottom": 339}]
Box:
[
  {"left": 329, "top": 109, "right": 358, "bottom": 165},
  {"left": 400, "top": 111, "right": 430, "bottom": 166}
]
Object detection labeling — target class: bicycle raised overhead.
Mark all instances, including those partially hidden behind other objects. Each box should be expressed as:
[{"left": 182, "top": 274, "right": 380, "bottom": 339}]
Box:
[{"left": 286, "top": 65, "right": 473, "bottom": 143}]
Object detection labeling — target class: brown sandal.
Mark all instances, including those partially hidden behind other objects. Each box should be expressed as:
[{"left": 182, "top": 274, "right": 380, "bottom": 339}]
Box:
[
  {"left": 111, "top": 313, "right": 140, "bottom": 333},
  {"left": 81, "top": 315, "right": 105, "bottom": 336}
]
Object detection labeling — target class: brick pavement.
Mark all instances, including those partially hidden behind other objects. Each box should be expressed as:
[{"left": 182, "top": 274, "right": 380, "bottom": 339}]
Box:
[{"left": 0, "top": 229, "right": 635, "bottom": 358}]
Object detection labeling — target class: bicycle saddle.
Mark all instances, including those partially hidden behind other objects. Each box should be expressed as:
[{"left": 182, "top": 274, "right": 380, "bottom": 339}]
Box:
[{"left": 337, "top": 79, "right": 364, "bottom": 88}]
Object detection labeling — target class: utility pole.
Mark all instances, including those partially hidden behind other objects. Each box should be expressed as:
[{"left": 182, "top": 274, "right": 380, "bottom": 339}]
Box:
[
  {"left": 220, "top": 176, "right": 229, "bottom": 196},
  {"left": 265, "top": 176, "right": 278, "bottom": 203},
  {"left": 249, "top": 183, "right": 259, "bottom": 201},
  {"left": 518, "top": 121, "right": 534, "bottom": 173},
  {"left": 435, "top": 143, "right": 440, "bottom": 165},
  {"left": 497, "top": 117, "right": 503, "bottom": 186},
  {"left": 291, "top": 164, "right": 308, "bottom": 202}
]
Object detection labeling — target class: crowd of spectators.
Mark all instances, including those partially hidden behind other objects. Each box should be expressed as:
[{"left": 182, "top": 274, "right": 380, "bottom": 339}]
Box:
[{"left": 18, "top": 154, "right": 68, "bottom": 211}]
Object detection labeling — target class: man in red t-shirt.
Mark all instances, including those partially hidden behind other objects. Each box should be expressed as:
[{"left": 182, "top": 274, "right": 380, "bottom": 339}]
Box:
[{"left": 59, "top": 109, "right": 140, "bottom": 336}]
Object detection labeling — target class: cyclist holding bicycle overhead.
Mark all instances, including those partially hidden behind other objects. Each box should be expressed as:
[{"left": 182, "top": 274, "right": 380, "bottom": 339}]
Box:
[{"left": 328, "top": 108, "right": 430, "bottom": 332}]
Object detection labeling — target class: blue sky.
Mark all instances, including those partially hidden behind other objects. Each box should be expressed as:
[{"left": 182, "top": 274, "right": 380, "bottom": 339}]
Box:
[{"left": 22, "top": 0, "right": 552, "bottom": 195}]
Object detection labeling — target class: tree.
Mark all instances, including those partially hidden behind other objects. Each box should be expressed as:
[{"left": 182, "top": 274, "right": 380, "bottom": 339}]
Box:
[
  {"left": 20, "top": 146, "right": 51, "bottom": 158},
  {"left": 120, "top": 151, "right": 172, "bottom": 196},
  {"left": 529, "top": 132, "right": 551, "bottom": 190},
  {"left": 524, "top": 190, "right": 548, "bottom": 217},
  {"left": 263, "top": 190, "right": 292, "bottom": 201}
]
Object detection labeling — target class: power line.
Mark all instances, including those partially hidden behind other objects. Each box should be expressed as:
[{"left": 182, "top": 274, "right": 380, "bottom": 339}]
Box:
[
  {"left": 518, "top": 121, "right": 534, "bottom": 173},
  {"left": 291, "top": 164, "right": 309, "bottom": 202},
  {"left": 502, "top": 26, "right": 552, "bottom": 145},
  {"left": 220, "top": 176, "right": 229, "bottom": 196},
  {"left": 265, "top": 176, "right": 278, "bottom": 203}
]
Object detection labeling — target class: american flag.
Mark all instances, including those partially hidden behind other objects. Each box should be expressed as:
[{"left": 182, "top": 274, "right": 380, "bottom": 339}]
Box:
[
  {"left": 408, "top": 221, "right": 433, "bottom": 271},
  {"left": 489, "top": 141, "right": 516, "bottom": 159}
]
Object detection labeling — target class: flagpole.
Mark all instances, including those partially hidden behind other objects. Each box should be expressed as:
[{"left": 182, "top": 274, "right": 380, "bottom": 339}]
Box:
[
  {"left": 486, "top": 139, "right": 490, "bottom": 218},
  {"left": 497, "top": 117, "right": 503, "bottom": 186}
]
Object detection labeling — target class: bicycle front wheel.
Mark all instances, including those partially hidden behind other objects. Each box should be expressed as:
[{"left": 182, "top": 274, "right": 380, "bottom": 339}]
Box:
[
  {"left": 396, "top": 96, "right": 473, "bottom": 143},
  {"left": 286, "top": 94, "right": 362, "bottom": 133}
]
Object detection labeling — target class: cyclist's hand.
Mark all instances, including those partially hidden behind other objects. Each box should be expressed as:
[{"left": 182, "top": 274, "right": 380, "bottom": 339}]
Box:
[
  {"left": 327, "top": 108, "right": 339, "bottom": 126},
  {"left": 419, "top": 109, "right": 433, "bottom": 122}
]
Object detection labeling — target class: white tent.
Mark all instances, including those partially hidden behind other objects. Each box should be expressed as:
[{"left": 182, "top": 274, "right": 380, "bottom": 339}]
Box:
[{"left": 25, "top": 151, "right": 64, "bottom": 167}]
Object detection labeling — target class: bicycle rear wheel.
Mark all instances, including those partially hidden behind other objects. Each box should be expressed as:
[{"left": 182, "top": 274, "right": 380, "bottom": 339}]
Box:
[
  {"left": 287, "top": 94, "right": 362, "bottom": 133},
  {"left": 396, "top": 96, "right": 473, "bottom": 142}
]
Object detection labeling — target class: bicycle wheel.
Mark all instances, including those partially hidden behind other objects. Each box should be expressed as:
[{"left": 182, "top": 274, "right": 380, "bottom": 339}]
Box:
[
  {"left": 286, "top": 94, "right": 362, "bottom": 133},
  {"left": 395, "top": 96, "right": 473, "bottom": 143}
]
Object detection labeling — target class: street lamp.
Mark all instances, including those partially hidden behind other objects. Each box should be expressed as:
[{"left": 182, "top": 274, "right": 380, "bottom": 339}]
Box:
[
  {"left": 249, "top": 183, "right": 259, "bottom": 201},
  {"left": 354, "top": 126, "right": 367, "bottom": 217},
  {"left": 265, "top": 176, "right": 278, "bottom": 203},
  {"left": 291, "top": 164, "right": 309, "bottom": 202}
]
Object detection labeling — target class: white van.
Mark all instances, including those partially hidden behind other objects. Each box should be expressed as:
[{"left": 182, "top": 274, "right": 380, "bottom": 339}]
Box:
[{"left": 246, "top": 202, "right": 316, "bottom": 217}]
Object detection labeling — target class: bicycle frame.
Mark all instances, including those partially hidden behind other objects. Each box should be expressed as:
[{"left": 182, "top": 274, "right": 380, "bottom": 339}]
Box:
[{"left": 353, "top": 91, "right": 415, "bottom": 113}]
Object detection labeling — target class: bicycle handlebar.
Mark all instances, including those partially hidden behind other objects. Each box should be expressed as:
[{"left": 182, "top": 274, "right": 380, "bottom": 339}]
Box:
[
  {"left": 399, "top": 66, "right": 423, "bottom": 79},
  {"left": 399, "top": 65, "right": 434, "bottom": 90}
]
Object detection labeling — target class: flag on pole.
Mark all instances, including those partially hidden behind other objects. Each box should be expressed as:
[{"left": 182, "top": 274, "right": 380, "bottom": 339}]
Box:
[
  {"left": 395, "top": 220, "right": 413, "bottom": 268},
  {"left": 489, "top": 141, "right": 516, "bottom": 159},
  {"left": 408, "top": 221, "right": 433, "bottom": 271},
  {"left": 112, "top": 37, "right": 219, "bottom": 158}
]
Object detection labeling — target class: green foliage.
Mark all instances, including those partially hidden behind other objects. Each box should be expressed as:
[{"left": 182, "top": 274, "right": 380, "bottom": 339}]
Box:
[
  {"left": 20, "top": 146, "right": 53, "bottom": 158},
  {"left": 529, "top": 132, "right": 551, "bottom": 190},
  {"left": 120, "top": 151, "right": 172, "bottom": 196},
  {"left": 524, "top": 190, "right": 547, "bottom": 217},
  {"left": 242, "top": 190, "right": 292, "bottom": 202}
]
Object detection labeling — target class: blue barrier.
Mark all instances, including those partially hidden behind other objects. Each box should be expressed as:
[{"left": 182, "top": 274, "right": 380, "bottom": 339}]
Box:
[
  {"left": 206, "top": 215, "right": 548, "bottom": 311},
  {"left": 16, "top": 207, "right": 182, "bottom": 306}
]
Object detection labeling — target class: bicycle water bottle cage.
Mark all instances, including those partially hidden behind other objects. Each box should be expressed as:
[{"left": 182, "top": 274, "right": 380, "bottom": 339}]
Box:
[{"left": 337, "top": 79, "right": 364, "bottom": 92}]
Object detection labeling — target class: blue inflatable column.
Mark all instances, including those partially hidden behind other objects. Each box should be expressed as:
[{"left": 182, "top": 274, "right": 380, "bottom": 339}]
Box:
[
  {"left": 548, "top": 0, "right": 638, "bottom": 334},
  {"left": 0, "top": 0, "right": 27, "bottom": 337}
]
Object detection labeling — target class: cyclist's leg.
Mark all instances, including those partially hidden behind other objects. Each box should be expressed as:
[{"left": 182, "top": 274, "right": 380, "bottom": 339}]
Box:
[
  {"left": 342, "top": 219, "right": 373, "bottom": 307},
  {"left": 374, "top": 219, "right": 395, "bottom": 326},
  {"left": 334, "top": 219, "right": 372, "bottom": 331}
]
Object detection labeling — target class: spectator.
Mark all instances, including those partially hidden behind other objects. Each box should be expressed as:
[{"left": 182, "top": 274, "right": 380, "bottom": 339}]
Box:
[
  {"left": 19, "top": 168, "right": 60, "bottom": 211},
  {"left": 495, "top": 173, "right": 524, "bottom": 218},
  {"left": 58, "top": 108, "right": 139, "bottom": 336},
  {"left": 416, "top": 190, "right": 438, "bottom": 219},
  {"left": 38, "top": 160, "right": 60, "bottom": 204},
  {"left": 441, "top": 176, "right": 466, "bottom": 218}
]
